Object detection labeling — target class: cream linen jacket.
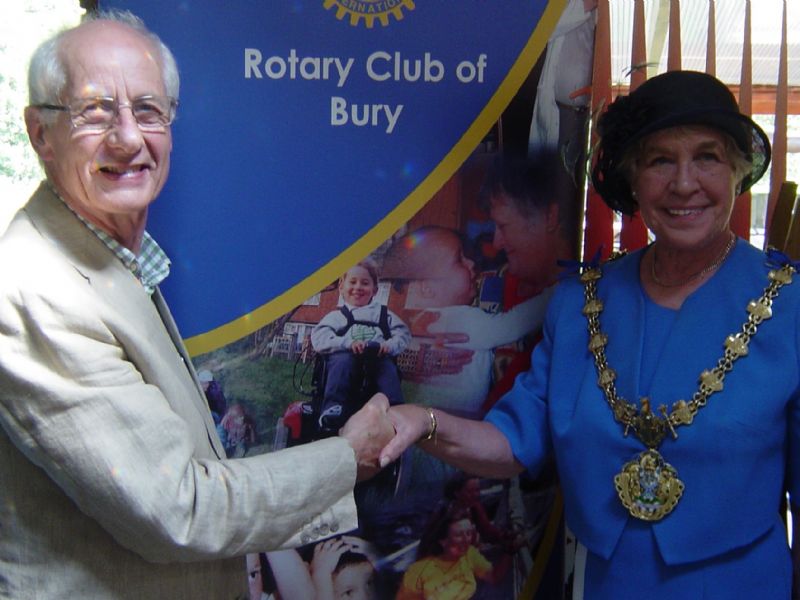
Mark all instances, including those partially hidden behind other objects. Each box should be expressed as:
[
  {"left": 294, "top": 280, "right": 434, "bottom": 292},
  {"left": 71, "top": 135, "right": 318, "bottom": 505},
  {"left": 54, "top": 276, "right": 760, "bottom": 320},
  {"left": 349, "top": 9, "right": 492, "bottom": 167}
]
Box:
[{"left": 0, "top": 184, "right": 357, "bottom": 599}]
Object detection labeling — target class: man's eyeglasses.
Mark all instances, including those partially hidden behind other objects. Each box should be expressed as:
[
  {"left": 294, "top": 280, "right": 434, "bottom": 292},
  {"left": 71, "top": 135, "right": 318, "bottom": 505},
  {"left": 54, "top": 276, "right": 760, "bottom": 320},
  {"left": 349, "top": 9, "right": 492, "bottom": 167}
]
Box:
[{"left": 33, "top": 95, "right": 178, "bottom": 132}]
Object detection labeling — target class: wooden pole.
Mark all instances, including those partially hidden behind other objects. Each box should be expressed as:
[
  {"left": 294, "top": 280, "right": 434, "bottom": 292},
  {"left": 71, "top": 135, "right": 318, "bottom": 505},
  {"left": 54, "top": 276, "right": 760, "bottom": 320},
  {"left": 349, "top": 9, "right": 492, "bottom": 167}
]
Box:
[
  {"left": 766, "top": 0, "right": 789, "bottom": 240},
  {"left": 667, "top": 0, "right": 681, "bottom": 71},
  {"left": 705, "top": 0, "right": 715, "bottom": 76},
  {"left": 620, "top": 0, "right": 650, "bottom": 251},
  {"left": 584, "top": 0, "right": 615, "bottom": 261},
  {"left": 730, "top": 0, "right": 753, "bottom": 240}
]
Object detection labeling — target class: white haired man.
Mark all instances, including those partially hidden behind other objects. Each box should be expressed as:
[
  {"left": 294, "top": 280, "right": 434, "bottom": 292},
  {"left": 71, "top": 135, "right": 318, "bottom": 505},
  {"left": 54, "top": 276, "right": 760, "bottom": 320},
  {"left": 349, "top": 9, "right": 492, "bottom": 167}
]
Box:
[{"left": 0, "top": 10, "right": 393, "bottom": 598}]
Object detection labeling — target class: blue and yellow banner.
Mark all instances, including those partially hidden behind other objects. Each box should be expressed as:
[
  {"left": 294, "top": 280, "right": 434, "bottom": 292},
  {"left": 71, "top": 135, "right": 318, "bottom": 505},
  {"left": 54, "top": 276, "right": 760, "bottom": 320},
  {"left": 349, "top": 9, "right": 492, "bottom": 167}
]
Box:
[
  {"left": 105, "top": 0, "right": 563, "bottom": 352},
  {"left": 104, "top": 2, "right": 593, "bottom": 598}
]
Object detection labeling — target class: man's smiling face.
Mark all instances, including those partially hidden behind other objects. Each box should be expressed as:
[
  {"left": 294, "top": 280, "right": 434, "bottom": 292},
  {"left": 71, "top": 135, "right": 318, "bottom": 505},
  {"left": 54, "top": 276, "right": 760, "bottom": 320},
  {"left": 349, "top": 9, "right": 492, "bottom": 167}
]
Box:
[{"left": 37, "top": 20, "right": 172, "bottom": 244}]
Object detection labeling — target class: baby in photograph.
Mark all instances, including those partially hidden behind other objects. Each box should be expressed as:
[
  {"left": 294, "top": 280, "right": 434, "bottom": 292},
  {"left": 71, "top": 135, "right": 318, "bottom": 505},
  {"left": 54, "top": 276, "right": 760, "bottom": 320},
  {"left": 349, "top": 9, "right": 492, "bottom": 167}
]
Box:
[{"left": 382, "top": 226, "right": 553, "bottom": 417}]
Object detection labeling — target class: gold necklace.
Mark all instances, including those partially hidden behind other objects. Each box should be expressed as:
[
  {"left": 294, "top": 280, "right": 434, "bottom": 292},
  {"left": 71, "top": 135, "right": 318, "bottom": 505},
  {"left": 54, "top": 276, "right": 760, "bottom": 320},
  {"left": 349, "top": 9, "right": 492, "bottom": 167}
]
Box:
[
  {"left": 651, "top": 233, "right": 736, "bottom": 288},
  {"left": 580, "top": 259, "right": 795, "bottom": 521}
]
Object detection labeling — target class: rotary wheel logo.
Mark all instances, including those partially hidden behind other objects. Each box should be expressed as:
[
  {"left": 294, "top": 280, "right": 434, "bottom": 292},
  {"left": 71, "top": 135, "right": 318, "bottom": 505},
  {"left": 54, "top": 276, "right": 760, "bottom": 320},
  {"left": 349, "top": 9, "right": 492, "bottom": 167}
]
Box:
[{"left": 323, "top": 0, "right": 415, "bottom": 28}]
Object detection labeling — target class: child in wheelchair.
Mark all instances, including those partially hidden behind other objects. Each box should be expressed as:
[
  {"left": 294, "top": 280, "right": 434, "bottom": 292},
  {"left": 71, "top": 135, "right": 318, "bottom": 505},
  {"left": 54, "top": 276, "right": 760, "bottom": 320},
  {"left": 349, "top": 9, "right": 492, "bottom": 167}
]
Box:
[{"left": 310, "top": 259, "right": 410, "bottom": 437}]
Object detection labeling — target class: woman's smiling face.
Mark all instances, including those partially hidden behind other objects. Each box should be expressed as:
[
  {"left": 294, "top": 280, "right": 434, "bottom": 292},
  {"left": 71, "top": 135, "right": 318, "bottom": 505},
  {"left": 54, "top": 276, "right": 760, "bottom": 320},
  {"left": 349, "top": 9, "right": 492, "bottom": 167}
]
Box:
[{"left": 631, "top": 125, "right": 739, "bottom": 254}]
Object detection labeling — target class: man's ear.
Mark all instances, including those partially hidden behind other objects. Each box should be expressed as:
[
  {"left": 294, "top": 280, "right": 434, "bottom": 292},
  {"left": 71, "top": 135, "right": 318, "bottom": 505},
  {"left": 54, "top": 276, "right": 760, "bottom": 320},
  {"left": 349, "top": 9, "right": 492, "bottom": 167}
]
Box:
[{"left": 24, "top": 107, "right": 55, "bottom": 162}]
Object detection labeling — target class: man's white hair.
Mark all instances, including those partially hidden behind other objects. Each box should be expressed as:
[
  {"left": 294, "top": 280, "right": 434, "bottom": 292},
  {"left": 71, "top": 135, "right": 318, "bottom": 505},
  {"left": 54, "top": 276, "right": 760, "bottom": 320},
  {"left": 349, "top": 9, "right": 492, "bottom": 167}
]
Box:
[{"left": 27, "top": 9, "right": 180, "bottom": 125}]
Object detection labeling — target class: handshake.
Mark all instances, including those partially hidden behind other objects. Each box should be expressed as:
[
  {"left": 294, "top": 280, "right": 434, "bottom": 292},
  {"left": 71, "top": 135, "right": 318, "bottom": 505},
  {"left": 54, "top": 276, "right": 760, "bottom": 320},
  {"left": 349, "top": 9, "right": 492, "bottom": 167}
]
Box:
[{"left": 338, "top": 394, "right": 428, "bottom": 482}]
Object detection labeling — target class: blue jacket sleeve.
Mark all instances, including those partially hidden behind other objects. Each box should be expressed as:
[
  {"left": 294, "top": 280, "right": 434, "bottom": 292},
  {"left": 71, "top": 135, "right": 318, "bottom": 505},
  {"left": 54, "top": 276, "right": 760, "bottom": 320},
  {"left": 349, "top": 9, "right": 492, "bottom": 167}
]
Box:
[{"left": 484, "top": 292, "right": 558, "bottom": 477}]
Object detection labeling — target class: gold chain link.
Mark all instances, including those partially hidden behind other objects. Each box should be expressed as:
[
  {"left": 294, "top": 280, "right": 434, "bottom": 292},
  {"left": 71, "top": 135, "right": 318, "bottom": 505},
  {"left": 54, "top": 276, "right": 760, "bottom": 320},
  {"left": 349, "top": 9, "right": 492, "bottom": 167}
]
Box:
[{"left": 580, "top": 263, "right": 795, "bottom": 449}]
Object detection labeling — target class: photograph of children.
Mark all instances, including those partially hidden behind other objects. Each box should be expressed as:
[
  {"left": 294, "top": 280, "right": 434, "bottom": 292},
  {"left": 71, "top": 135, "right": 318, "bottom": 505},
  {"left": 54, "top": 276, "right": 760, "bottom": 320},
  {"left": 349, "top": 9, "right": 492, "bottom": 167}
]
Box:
[
  {"left": 396, "top": 512, "right": 510, "bottom": 600},
  {"left": 190, "top": 142, "right": 580, "bottom": 598},
  {"left": 247, "top": 535, "right": 378, "bottom": 600},
  {"left": 394, "top": 472, "right": 537, "bottom": 600},
  {"left": 191, "top": 1, "right": 593, "bottom": 596},
  {"left": 380, "top": 223, "right": 553, "bottom": 419}
]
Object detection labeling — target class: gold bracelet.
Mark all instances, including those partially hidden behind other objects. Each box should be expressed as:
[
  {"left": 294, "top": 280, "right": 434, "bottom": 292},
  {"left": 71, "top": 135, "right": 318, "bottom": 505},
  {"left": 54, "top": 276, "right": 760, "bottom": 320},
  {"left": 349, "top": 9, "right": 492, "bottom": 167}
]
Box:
[{"left": 423, "top": 407, "right": 437, "bottom": 442}]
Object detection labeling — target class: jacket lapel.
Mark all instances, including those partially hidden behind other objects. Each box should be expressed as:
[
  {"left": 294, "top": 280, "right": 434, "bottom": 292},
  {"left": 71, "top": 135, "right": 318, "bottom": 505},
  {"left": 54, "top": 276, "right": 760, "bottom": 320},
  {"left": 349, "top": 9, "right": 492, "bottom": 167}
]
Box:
[
  {"left": 152, "top": 288, "right": 225, "bottom": 458},
  {"left": 24, "top": 183, "right": 223, "bottom": 459}
]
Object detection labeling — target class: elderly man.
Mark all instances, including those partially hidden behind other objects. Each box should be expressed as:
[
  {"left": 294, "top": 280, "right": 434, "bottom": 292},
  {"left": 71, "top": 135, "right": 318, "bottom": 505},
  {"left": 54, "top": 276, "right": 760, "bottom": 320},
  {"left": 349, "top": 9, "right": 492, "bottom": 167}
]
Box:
[{"left": 0, "top": 10, "right": 392, "bottom": 599}]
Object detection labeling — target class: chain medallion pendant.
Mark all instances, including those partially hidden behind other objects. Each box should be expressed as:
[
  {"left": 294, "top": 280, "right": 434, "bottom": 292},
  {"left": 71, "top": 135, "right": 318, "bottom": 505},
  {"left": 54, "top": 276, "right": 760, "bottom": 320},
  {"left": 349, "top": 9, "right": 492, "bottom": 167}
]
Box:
[{"left": 614, "top": 449, "right": 684, "bottom": 521}]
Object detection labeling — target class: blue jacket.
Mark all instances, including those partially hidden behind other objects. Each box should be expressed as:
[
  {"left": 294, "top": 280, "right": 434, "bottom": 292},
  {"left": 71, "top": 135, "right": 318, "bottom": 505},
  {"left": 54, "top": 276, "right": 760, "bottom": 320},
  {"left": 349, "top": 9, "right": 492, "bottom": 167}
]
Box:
[{"left": 486, "top": 239, "right": 800, "bottom": 565}]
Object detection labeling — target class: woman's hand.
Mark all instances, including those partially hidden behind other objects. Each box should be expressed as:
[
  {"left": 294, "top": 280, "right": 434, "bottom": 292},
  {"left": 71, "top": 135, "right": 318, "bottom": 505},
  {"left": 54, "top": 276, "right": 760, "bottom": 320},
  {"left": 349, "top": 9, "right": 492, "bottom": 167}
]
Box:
[
  {"left": 379, "top": 405, "right": 432, "bottom": 467},
  {"left": 381, "top": 405, "right": 524, "bottom": 479}
]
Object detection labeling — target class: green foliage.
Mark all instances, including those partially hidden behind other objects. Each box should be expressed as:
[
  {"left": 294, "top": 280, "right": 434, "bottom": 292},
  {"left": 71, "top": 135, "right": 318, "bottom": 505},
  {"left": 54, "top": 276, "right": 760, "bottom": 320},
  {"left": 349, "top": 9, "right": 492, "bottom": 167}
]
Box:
[
  {"left": 0, "top": 72, "right": 40, "bottom": 182},
  {"left": 195, "top": 351, "right": 296, "bottom": 445},
  {"left": 195, "top": 346, "right": 425, "bottom": 452}
]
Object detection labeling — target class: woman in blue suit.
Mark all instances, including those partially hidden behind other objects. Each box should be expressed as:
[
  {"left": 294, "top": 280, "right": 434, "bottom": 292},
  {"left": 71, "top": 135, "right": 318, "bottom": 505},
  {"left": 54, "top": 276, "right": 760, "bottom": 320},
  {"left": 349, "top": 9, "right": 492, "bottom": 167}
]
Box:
[{"left": 380, "top": 70, "right": 799, "bottom": 599}]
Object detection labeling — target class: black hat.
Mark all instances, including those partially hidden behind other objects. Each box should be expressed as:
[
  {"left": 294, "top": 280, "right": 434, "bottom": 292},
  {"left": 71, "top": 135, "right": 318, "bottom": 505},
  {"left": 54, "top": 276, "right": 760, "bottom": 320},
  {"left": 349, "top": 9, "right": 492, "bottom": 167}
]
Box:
[{"left": 591, "top": 70, "right": 771, "bottom": 215}]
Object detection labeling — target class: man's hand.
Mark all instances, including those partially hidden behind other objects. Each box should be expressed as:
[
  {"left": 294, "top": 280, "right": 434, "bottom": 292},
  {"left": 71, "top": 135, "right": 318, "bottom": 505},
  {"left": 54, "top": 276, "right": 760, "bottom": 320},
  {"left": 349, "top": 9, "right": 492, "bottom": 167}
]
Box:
[{"left": 339, "top": 394, "right": 395, "bottom": 482}]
